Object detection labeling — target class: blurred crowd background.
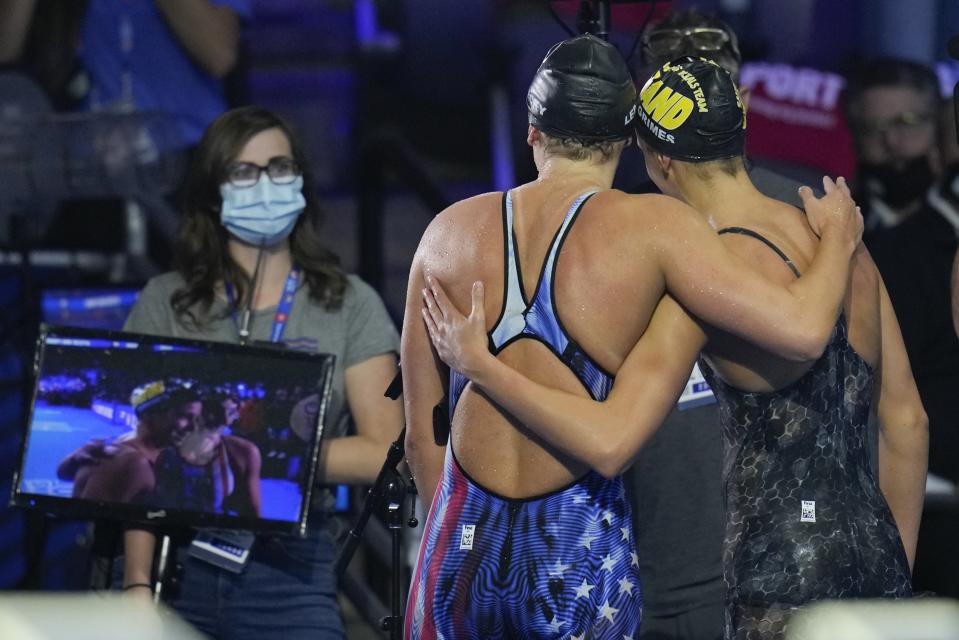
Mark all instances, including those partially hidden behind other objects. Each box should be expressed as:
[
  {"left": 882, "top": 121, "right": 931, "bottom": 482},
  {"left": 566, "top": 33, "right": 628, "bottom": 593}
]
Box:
[{"left": 0, "top": 0, "right": 958, "bottom": 635}]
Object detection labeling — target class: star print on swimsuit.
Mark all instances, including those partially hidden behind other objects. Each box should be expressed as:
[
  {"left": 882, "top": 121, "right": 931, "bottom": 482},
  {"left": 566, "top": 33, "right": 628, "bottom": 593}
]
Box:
[
  {"left": 575, "top": 578, "right": 596, "bottom": 599},
  {"left": 599, "top": 599, "right": 620, "bottom": 623}
]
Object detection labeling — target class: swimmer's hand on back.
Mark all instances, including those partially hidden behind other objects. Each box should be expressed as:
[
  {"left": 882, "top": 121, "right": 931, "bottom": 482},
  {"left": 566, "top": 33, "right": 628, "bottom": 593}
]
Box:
[
  {"left": 799, "top": 176, "right": 863, "bottom": 247},
  {"left": 422, "top": 277, "right": 491, "bottom": 381}
]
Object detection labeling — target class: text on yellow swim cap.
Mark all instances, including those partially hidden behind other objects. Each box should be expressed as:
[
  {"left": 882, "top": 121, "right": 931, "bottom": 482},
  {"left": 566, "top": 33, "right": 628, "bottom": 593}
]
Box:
[{"left": 640, "top": 81, "right": 694, "bottom": 131}]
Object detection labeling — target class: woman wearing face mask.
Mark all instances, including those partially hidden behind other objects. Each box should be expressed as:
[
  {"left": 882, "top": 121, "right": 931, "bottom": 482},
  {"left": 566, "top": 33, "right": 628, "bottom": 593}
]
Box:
[{"left": 119, "top": 106, "right": 403, "bottom": 639}]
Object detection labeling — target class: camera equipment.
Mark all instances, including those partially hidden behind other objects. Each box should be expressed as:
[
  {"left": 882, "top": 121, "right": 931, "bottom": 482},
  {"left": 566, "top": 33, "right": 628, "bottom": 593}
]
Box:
[
  {"left": 335, "top": 371, "right": 417, "bottom": 640},
  {"left": 335, "top": 428, "right": 417, "bottom": 639},
  {"left": 547, "top": 0, "right": 662, "bottom": 64},
  {"left": 548, "top": 1, "right": 661, "bottom": 38}
]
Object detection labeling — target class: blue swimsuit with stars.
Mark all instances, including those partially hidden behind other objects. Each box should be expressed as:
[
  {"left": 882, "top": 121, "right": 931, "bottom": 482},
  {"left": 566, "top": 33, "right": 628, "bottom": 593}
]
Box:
[{"left": 406, "top": 191, "right": 643, "bottom": 640}]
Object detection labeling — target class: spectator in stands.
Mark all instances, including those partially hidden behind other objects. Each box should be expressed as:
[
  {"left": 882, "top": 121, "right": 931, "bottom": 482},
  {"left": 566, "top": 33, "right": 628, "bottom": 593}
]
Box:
[
  {"left": 0, "top": 0, "right": 252, "bottom": 269},
  {"left": 843, "top": 58, "right": 942, "bottom": 232},
  {"left": 845, "top": 58, "right": 959, "bottom": 492},
  {"left": 0, "top": 0, "right": 250, "bottom": 147},
  {"left": 120, "top": 105, "right": 403, "bottom": 639}
]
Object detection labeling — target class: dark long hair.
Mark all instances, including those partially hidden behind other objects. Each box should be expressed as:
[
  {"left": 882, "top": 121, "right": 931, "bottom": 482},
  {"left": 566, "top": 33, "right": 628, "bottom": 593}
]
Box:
[{"left": 170, "top": 106, "right": 347, "bottom": 328}]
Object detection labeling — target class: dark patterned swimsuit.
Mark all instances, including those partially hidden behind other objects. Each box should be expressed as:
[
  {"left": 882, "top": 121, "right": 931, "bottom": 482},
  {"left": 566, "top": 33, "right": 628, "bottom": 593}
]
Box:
[{"left": 698, "top": 228, "right": 912, "bottom": 640}]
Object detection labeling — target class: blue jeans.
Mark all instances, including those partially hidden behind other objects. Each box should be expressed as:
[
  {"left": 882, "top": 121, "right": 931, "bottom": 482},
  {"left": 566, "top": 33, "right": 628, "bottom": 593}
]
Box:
[{"left": 168, "top": 527, "right": 345, "bottom": 640}]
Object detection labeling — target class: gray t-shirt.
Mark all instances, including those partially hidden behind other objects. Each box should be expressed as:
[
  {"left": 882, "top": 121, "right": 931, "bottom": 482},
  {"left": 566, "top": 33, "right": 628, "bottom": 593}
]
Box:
[
  {"left": 123, "top": 271, "right": 399, "bottom": 440},
  {"left": 628, "top": 402, "right": 725, "bottom": 619}
]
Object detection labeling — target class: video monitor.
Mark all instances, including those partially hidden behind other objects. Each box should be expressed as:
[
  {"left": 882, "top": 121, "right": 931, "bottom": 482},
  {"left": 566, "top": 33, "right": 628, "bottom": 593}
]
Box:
[{"left": 11, "top": 325, "right": 335, "bottom": 536}]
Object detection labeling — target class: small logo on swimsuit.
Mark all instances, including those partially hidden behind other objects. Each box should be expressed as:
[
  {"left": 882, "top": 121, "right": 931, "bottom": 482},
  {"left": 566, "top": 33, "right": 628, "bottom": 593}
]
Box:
[
  {"left": 801, "top": 500, "right": 816, "bottom": 523},
  {"left": 459, "top": 524, "right": 476, "bottom": 550}
]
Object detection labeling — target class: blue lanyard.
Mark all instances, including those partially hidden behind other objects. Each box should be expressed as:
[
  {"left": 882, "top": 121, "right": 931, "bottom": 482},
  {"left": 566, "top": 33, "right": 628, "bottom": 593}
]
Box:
[{"left": 225, "top": 267, "right": 301, "bottom": 343}]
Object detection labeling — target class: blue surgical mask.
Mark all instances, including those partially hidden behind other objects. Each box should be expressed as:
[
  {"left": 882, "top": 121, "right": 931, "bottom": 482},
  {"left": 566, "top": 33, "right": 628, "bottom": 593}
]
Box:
[{"left": 220, "top": 175, "right": 306, "bottom": 247}]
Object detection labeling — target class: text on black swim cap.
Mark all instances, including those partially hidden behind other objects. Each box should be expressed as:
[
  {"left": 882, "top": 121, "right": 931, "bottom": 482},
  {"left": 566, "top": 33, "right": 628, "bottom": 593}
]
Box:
[{"left": 636, "top": 57, "right": 746, "bottom": 163}]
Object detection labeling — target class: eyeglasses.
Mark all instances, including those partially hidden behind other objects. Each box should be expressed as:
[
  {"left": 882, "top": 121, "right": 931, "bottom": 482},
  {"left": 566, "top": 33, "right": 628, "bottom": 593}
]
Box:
[
  {"left": 225, "top": 157, "right": 301, "bottom": 188},
  {"left": 856, "top": 111, "right": 934, "bottom": 142},
  {"left": 643, "top": 27, "right": 733, "bottom": 58}
]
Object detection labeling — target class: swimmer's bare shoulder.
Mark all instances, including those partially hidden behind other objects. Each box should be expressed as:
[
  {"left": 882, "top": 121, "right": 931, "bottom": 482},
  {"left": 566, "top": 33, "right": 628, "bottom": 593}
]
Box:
[
  {"left": 413, "top": 191, "right": 504, "bottom": 281},
  {"left": 94, "top": 445, "right": 149, "bottom": 474},
  {"left": 581, "top": 189, "right": 692, "bottom": 223},
  {"left": 421, "top": 191, "right": 503, "bottom": 240},
  {"left": 574, "top": 190, "right": 704, "bottom": 260}
]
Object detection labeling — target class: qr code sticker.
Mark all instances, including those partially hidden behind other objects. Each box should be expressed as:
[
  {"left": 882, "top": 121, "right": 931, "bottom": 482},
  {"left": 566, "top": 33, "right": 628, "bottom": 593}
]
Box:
[{"left": 460, "top": 524, "right": 476, "bottom": 550}]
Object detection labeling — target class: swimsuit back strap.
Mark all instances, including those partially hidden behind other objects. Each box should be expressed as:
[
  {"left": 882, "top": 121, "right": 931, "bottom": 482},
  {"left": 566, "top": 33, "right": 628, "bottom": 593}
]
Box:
[{"left": 717, "top": 226, "right": 802, "bottom": 278}]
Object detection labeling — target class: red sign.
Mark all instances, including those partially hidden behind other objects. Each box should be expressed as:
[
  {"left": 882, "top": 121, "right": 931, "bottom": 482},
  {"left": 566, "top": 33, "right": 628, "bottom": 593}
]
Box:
[{"left": 740, "top": 62, "right": 857, "bottom": 179}]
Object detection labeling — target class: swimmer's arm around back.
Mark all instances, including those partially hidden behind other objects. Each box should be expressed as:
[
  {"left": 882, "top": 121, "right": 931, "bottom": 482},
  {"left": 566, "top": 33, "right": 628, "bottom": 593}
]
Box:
[
  {"left": 424, "top": 280, "right": 705, "bottom": 478},
  {"left": 649, "top": 179, "right": 861, "bottom": 362}
]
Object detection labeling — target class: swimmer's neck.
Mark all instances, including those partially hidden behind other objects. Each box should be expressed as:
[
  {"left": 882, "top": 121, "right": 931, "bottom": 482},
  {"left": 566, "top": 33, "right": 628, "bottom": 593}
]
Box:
[
  {"left": 534, "top": 155, "right": 617, "bottom": 191},
  {"left": 676, "top": 167, "right": 763, "bottom": 221}
]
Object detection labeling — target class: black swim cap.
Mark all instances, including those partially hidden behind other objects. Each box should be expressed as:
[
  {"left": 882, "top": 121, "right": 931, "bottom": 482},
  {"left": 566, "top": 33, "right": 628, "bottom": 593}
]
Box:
[
  {"left": 527, "top": 34, "right": 638, "bottom": 143},
  {"left": 635, "top": 57, "right": 746, "bottom": 162}
]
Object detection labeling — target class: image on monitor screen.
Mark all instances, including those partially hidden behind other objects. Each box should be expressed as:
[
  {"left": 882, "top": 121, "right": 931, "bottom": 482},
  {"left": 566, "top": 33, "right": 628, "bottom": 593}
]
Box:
[{"left": 13, "top": 325, "right": 335, "bottom": 535}]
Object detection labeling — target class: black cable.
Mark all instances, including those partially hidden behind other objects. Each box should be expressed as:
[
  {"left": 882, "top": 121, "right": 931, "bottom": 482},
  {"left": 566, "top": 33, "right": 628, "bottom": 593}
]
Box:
[
  {"left": 237, "top": 246, "right": 266, "bottom": 346},
  {"left": 626, "top": 0, "right": 659, "bottom": 64},
  {"left": 547, "top": 0, "right": 577, "bottom": 37},
  {"left": 549, "top": 0, "right": 660, "bottom": 60}
]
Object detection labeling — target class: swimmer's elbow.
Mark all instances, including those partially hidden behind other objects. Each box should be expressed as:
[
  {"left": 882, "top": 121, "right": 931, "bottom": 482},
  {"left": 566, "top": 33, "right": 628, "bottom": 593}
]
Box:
[
  {"left": 901, "top": 401, "right": 928, "bottom": 436},
  {"left": 589, "top": 411, "right": 654, "bottom": 478},
  {"left": 594, "top": 455, "right": 634, "bottom": 480},
  {"left": 594, "top": 461, "right": 627, "bottom": 480},
  {"left": 404, "top": 428, "right": 424, "bottom": 463},
  {"left": 591, "top": 440, "right": 634, "bottom": 479},
  {"left": 796, "top": 342, "right": 827, "bottom": 363},
  {"left": 405, "top": 425, "right": 440, "bottom": 468},
  {"left": 880, "top": 401, "right": 928, "bottom": 448},
  {"left": 911, "top": 406, "right": 930, "bottom": 440},
  {"left": 783, "top": 328, "right": 830, "bottom": 363}
]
